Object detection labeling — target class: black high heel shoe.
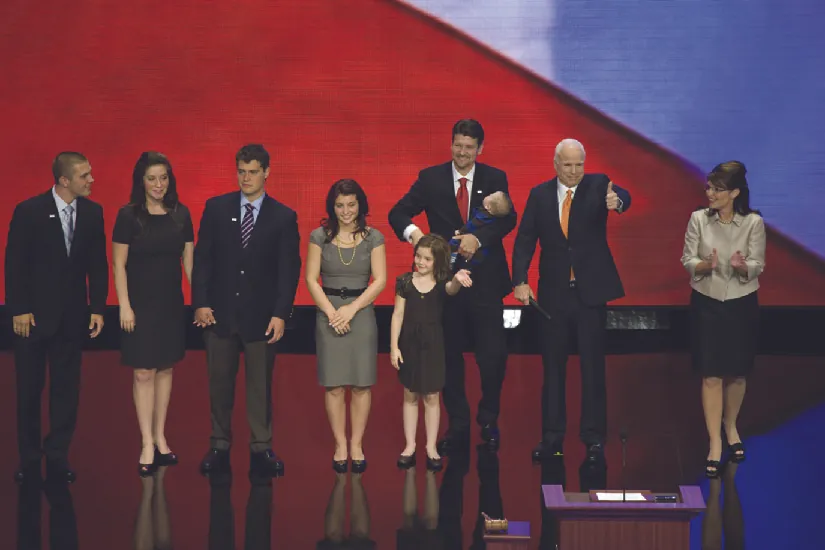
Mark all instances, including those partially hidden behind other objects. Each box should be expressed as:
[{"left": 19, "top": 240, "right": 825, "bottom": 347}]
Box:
[
  {"left": 351, "top": 459, "right": 367, "bottom": 474},
  {"left": 426, "top": 455, "right": 443, "bottom": 472},
  {"left": 154, "top": 446, "right": 178, "bottom": 467},
  {"left": 396, "top": 454, "right": 416, "bottom": 469},
  {"left": 332, "top": 459, "right": 348, "bottom": 473},
  {"left": 705, "top": 459, "right": 721, "bottom": 478},
  {"left": 138, "top": 462, "right": 157, "bottom": 477},
  {"left": 728, "top": 442, "right": 746, "bottom": 463}
]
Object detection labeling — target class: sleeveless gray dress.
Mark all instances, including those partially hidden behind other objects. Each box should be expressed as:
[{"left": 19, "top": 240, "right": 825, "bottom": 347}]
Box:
[{"left": 311, "top": 227, "right": 383, "bottom": 387}]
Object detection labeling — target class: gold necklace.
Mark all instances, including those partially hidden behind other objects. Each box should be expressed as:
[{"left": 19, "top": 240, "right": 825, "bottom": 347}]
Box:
[
  {"left": 335, "top": 234, "right": 359, "bottom": 266},
  {"left": 718, "top": 215, "right": 733, "bottom": 225}
]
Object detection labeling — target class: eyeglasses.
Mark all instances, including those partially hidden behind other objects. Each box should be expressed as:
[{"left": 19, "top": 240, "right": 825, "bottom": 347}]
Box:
[{"left": 704, "top": 184, "right": 728, "bottom": 194}]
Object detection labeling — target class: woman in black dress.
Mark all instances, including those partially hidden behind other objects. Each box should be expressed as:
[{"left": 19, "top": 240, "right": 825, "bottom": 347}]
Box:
[
  {"left": 390, "top": 235, "right": 472, "bottom": 471},
  {"left": 681, "top": 161, "right": 765, "bottom": 477},
  {"left": 113, "top": 152, "right": 194, "bottom": 476}
]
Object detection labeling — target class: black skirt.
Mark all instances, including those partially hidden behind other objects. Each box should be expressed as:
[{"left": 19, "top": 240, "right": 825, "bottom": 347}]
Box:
[{"left": 690, "top": 290, "right": 759, "bottom": 377}]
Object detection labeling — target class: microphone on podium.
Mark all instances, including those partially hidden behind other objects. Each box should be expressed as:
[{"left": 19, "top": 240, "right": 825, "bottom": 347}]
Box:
[{"left": 619, "top": 427, "right": 628, "bottom": 503}]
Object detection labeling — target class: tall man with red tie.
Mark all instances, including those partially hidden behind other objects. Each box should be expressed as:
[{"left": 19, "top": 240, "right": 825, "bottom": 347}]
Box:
[
  {"left": 389, "top": 119, "right": 516, "bottom": 454},
  {"left": 512, "top": 139, "right": 631, "bottom": 463}
]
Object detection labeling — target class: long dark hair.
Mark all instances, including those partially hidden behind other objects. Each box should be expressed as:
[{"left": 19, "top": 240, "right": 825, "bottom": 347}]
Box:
[
  {"left": 130, "top": 152, "right": 180, "bottom": 227},
  {"left": 705, "top": 161, "right": 761, "bottom": 218},
  {"left": 320, "top": 179, "right": 370, "bottom": 241},
  {"left": 414, "top": 234, "right": 452, "bottom": 283}
]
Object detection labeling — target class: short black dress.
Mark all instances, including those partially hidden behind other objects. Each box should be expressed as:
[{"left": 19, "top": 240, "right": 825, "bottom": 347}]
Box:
[
  {"left": 396, "top": 273, "right": 447, "bottom": 394},
  {"left": 112, "top": 205, "right": 194, "bottom": 369}
]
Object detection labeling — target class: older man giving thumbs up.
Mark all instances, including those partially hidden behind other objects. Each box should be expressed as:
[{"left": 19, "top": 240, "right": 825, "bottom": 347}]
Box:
[{"left": 511, "top": 138, "right": 631, "bottom": 463}]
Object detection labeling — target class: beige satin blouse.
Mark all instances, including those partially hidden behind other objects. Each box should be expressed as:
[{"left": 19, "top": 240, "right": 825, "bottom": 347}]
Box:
[{"left": 681, "top": 210, "right": 766, "bottom": 302}]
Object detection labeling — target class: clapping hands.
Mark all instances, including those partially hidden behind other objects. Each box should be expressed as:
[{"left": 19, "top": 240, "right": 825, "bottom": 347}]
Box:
[{"left": 730, "top": 250, "right": 747, "bottom": 274}]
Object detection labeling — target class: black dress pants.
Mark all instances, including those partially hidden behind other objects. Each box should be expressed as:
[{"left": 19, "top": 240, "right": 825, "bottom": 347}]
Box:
[
  {"left": 539, "top": 284, "right": 607, "bottom": 446},
  {"left": 15, "top": 317, "right": 84, "bottom": 465},
  {"left": 442, "top": 291, "right": 508, "bottom": 433}
]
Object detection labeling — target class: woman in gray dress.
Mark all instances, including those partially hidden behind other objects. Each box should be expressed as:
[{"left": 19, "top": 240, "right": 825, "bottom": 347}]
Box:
[{"left": 305, "top": 179, "right": 387, "bottom": 473}]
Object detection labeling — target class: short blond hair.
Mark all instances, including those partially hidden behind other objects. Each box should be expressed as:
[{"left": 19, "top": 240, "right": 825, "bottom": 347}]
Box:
[{"left": 486, "top": 191, "right": 511, "bottom": 217}]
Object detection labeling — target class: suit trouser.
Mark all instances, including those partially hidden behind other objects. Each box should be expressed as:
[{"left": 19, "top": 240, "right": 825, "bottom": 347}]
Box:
[
  {"left": 442, "top": 291, "right": 508, "bottom": 432},
  {"left": 204, "top": 330, "right": 277, "bottom": 452},
  {"left": 15, "top": 318, "right": 83, "bottom": 465},
  {"left": 539, "top": 284, "right": 607, "bottom": 446}
]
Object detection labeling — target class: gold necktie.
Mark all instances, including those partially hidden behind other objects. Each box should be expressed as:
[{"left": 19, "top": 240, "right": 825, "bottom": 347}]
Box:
[{"left": 561, "top": 190, "right": 574, "bottom": 280}]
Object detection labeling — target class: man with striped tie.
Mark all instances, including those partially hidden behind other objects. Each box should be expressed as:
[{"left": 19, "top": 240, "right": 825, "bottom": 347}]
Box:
[
  {"left": 192, "top": 144, "right": 301, "bottom": 479},
  {"left": 5, "top": 152, "right": 108, "bottom": 484}
]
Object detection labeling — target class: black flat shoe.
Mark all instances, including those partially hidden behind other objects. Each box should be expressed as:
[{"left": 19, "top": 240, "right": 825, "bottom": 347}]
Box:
[
  {"left": 138, "top": 463, "right": 157, "bottom": 477},
  {"left": 396, "top": 454, "right": 416, "bottom": 469},
  {"left": 332, "top": 459, "right": 348, "bottom": 474},
  {"left": 426, "top": 456, "right": 443, "bottom": 472},
  {"left": 705, "top": 459, "right": 721, "bottom": 478},
  {"left": 728, "top": 442, "right": 746, "bottom": 463},
  {"left": 351, "top": 459, "right": 367, "bottom": 474},
  {"left": 154, "top": 446, "right": 178, "bottom": 467}
]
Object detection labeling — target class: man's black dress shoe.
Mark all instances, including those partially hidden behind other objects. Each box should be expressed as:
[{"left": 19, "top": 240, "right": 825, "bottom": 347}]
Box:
[
  {"left": 45, "top": 461, "right": 76, "bottom": 484},
  {"left": 154, "top": 446, "right": 178, "bottom": 467},
  {"left": 480, "top": 424, "right": 500, "bottom": 451},
  {"left": 532, "top": 440, "right": 564, "bottom": 462},
  {"left": 585, "top": 443, "right": 605, "bottom": 463},
  {"left": 14, "top": 462, "right": 41, "bottom": 484},
  {"left": 249, "top": 449, "right": 284, "bottom": 478},
  {"left": 200, "top": 448, "right": 230, "bottom": 476},
  {"left": 436, "top": 432, "right": 469, "bottom": 457}
]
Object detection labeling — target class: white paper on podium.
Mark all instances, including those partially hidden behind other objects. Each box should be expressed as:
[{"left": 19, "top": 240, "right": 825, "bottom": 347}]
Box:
[{"left": 595, "top": 492, "right": 646, "bottom": 501}]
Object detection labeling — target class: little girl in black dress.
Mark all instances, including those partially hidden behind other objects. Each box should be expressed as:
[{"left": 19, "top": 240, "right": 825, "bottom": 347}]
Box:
[{"left": 390, "top": 234, "right": 472, "bottom": 471}]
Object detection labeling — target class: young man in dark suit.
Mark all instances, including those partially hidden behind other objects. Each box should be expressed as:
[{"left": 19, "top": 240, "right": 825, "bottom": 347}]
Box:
[
  {"left": 193, "top": 144, "right": 301, "bottom": 479},
  {"left": 512, "top": 138, "right": 631, "bottom": 463},
  {"left": 388, "top": 119, "right": 517, "bottom": 455},
  {"left": 5, "top": 152, "right": 109, "bottom": 483}
]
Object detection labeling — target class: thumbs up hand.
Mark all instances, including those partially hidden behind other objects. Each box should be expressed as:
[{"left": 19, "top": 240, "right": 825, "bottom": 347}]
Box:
[{"left": 606, "top": 181, "right": 620, "bottom": 211}]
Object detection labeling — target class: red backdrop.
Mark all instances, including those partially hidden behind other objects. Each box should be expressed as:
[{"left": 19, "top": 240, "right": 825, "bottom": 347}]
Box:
[{"left": 2, "top": 0, "right": 824, "bottom": 306}]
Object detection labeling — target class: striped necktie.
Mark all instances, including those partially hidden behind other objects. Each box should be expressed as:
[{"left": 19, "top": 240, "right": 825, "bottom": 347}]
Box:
[
  {"left": 241, "top": 203, "right": 255, "bottom": 248},
  {"left": 62, "top": 204, "right": 75, "bottom": 253}
]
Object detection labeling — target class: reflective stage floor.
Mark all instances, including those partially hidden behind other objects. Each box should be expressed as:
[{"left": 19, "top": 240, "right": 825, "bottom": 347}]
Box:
[{"left": 1, "top": 352, "right": 823, "bottom": 549}]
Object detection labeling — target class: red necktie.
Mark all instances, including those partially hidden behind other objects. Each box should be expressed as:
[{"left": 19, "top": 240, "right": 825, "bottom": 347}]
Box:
[{"left": 456, "top": 177, "right": 469, "bottom": 223}]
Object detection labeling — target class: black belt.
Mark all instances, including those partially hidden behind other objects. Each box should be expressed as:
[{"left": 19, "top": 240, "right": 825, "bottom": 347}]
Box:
[{"left": 323, "top": 286, "right": 366, "bottom": 298}]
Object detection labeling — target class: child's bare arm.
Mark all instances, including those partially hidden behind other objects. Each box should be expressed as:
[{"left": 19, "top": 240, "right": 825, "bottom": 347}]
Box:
[
  {"left": 446, "top": 269, "right": 473, "bottom": 295},
  {"left": 390, "top": 294, "right": 406, "bottom": 369}
]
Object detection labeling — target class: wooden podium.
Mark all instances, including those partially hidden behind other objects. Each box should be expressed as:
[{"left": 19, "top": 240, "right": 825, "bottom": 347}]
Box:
[{"left": 542, "top": 485, "right": 705, "bottom": 550}]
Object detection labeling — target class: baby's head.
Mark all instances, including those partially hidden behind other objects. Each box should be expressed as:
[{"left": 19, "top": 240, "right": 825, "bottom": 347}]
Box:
[{"left": 482, "top": 191, "right": 511, "bottom": 217}]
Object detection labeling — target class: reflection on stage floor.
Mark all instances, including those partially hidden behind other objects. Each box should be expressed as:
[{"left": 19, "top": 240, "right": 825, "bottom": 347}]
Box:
[{"left": 1, "top": 352, "right": 823, "bottom": 549}]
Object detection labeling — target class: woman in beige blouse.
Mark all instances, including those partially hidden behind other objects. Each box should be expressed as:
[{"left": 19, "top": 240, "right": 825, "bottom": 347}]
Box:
[{"left": 681, "top": 161, "right": 765, "bottom": 478}]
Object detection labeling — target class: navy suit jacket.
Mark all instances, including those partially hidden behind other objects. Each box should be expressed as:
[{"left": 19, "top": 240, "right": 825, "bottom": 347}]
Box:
[
  {"left": 512, "top": 174, "right": 630, "bottom": 308},
  {"left": 192, "top": 192, "right": 301, "bottom": 341}
]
